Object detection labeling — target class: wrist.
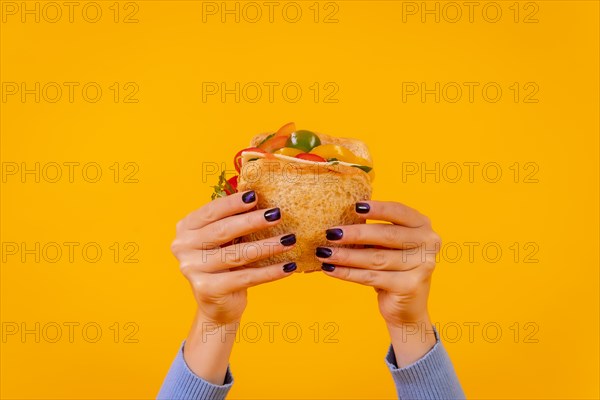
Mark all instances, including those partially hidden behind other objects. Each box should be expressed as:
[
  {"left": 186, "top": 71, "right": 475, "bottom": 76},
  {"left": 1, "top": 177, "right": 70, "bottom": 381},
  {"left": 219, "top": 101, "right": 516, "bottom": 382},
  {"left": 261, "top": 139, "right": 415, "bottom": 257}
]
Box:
[
  {"left": 383, "top": 310, "right": 432, "bottom": 330},
  {"left": 386, "top": 319, "right": 435, "bottom": 343},
  {"left": 188, "top": 315, "right": 240, "bottom": 345},
  {"left": 385, "top": 313, "right": 432, "bottom": 328}
]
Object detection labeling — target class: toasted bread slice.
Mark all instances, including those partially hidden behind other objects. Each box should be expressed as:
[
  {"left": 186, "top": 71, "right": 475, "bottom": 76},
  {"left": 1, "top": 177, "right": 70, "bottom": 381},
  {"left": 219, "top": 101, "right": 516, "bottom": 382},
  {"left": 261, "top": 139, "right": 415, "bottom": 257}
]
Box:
[{"left": 237, "top": 135, "right": 372, "bottom": 272}]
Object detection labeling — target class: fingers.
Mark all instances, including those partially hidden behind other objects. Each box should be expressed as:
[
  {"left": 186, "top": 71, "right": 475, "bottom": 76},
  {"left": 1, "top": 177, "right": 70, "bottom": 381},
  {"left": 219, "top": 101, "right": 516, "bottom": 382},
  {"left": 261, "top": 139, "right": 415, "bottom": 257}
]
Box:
[
  {"left": 315, "top": 247, "right": 426, "bottom": 271},
  {"left": 181, "top": 190, "right": 258, "bottom": 231},
  {"left": 323, "top": 223, "right": 430, "bottom": 249},
  {"left": 321, "top": 266, "right": 387, "bottom": 289},
  {"left": 175, "top": 207, "right": 283, "bottom": 249},
  {"left": 320, "top": 200, "right": 440, "bottom": 292},
  {"left": 323, "top": 266, "right": 422, "bottom": 293},
  {"left": 188, "top": 262, "right": 296, "bottom": 297},
  {"left": 353, "top": 201, "right": 429, "bottom": 228},
  {"left": 214, "top": 262, "right": 297, "bottom": 293},
  {"left": 179, "top": 233, "right": 297, "bottom": 273}
]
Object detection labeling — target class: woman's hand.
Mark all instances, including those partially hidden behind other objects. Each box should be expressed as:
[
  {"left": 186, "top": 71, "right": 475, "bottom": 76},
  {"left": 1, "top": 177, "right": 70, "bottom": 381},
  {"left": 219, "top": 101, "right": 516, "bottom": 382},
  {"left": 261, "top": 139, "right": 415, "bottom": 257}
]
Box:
[
  {"left": 316, "top": 200, "right": 442, "bottom": 366},
  {"left": 170, "top": 190, "right": 297, "bottom": 383},
  {"left": 171, "top": 190, "right": 297, "bottom": 324}
]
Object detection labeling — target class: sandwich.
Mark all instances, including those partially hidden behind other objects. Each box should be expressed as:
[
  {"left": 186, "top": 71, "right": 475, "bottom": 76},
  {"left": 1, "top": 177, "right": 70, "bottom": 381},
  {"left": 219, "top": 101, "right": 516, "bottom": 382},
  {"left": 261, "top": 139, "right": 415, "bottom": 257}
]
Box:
[{"left": 212, "top": 122, "right": 373, "bottom": 272}]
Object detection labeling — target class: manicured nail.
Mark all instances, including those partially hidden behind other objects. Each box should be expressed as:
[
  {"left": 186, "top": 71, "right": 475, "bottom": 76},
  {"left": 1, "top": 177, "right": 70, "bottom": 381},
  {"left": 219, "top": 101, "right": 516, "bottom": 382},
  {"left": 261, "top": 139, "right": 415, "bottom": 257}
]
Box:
[
  {"left": 280, "top": 234, "right": 296, "bottom": 246},
  {"left": 242, "top": 191, "right": 256, "bottom": 204},
  {"left": 321, "top": 263, "right": 335, "bottom": 272},
  {"left": 316, "top": 247, "right": 332, "bottom": 258},
  {"left": 283, "top": 262, "right": 297, "bottom": 273},
  {"left": 355, "top": 202, "right": 370, "bottom": 214},
  {"left": 264, "top": 207, "right": 281, "bottom": 222},
  {"left": 326, "top": 228, "right": 343, "bottom": 241}
]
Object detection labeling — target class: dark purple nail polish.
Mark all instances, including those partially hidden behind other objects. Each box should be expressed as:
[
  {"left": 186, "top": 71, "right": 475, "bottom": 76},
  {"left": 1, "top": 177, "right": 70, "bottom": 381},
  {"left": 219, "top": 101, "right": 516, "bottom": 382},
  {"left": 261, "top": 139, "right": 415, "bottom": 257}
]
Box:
[
  {"left": 316, "top": 247, "right": 332, "bottom": 258},
  {"left": 242, "top": 191, "right": 256, "bottom": 204},
  {"left": 280, "top": 234, "right": 296, "bottom": 246},
  {"left": 326, "top": 228, "right": 343, "bottom": 241},
  {"left": 321, "top": 263, "right": 335, "bottom": 272},
  {"left": 283, "top": 262, "right": 297, "bottom": 273},
  {"left": 356, "top": 202, "right": 370, "bottom": 214},
  {"left": 264, "top": 207, "right": 281, "bottom": 222}
]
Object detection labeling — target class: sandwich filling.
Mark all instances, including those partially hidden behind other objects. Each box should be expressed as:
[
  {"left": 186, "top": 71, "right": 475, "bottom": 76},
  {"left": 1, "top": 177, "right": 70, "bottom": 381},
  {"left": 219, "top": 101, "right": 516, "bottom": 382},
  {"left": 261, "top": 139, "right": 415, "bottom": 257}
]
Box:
[{"left": 212, "top": 122, "right": 373, "bottom": 199}]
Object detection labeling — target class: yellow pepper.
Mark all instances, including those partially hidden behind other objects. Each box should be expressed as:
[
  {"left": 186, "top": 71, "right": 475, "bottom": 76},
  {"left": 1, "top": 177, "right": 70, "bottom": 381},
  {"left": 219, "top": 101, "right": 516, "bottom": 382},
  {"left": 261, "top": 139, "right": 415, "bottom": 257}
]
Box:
[
  {"left": 273, "top": 147, "right": 304, "bottom": 157},
  {"left": 309, "top": 144, "right": 373, "bottom": 167},
  {"left": 310, "top": 144, "right": 374, "bottom": 180}
]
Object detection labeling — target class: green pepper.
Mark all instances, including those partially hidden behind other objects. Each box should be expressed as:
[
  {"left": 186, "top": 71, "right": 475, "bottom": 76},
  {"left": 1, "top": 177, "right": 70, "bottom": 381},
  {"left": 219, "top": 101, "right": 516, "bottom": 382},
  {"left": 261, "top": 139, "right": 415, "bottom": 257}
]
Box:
[
  {"left": 351, "top": 165, "right": 373, "bottom": 173},
  {"left": 285, "top": 130, "right": 321, "bottom": 152}
]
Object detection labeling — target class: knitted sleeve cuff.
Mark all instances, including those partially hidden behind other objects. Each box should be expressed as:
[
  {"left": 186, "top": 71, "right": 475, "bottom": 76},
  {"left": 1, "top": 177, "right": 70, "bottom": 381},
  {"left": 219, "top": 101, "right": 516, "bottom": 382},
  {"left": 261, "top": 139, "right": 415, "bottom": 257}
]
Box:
[{"left": 157, "top": 341, "right": 233, "bottom": 400}]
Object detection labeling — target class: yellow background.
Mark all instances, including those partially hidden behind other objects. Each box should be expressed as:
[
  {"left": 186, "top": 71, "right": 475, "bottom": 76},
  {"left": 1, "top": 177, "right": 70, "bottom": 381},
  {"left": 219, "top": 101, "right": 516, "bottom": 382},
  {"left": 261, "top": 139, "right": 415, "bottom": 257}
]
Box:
[{"left": 1, "top": 1, "right": 599, "bottom": 399}]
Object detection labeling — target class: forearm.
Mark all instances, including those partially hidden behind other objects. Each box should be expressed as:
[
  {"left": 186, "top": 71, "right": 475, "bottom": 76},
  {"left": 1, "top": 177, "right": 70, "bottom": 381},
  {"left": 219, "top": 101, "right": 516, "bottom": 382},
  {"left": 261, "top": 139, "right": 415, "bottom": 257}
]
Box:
[
  {"left": 386, "top": 316, "right": 436, "bottom": 367},
  {"left": 184, "top": 312, "right": 239, "bottom": 385}
]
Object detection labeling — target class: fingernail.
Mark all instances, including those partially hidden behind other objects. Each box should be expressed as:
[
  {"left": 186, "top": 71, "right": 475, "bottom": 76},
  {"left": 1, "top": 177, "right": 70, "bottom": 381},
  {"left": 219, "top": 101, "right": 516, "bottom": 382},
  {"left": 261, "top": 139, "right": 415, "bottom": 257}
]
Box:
[
  {"left": 321, "top": 263, "right": 335, "bottom": 272},
  {"left": 264, "top": 207, "right": 281, "bottom": 222},
  {"left": 283, "top": 262, "right": 297, "bottom": 273},
  {"left": 326, "top": 228, "right": 343, "bottom": 241},
  {"left": 280, "top": 234, "right": 296, "bottom": 246},
  {"left": 316, "top": 247, "right": 332, "bottom": 258},
  {"left": 242, "top": 191, "right": 256, "bottom": 204},
  {"left": 356, "top": 202, "right": 370, "bottom": 214}
]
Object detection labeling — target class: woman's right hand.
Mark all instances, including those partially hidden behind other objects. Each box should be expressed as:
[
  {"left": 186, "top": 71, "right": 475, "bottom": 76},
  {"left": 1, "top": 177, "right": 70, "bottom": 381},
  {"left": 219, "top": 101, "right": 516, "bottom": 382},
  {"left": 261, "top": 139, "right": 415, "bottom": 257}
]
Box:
[
  {"left": 171, "top": 190, "right": 297, "bottom": 384},
  {"left": 171, "top": 190, "right": 298, "bottom": 325}
]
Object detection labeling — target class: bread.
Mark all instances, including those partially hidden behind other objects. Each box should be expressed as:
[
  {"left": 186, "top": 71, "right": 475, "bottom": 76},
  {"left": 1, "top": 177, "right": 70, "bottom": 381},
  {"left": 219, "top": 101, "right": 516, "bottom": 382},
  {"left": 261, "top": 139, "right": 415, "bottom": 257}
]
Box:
[{"left": 237, "top": 134, "right": 372, "bottom": 272}]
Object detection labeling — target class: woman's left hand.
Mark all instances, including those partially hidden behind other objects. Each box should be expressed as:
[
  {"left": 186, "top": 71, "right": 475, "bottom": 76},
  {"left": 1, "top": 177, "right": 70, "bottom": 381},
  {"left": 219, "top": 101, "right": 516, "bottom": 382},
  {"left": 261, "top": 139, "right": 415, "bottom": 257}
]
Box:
[{"left": 316, "top": 200, "right": 442, "bottom": 366}]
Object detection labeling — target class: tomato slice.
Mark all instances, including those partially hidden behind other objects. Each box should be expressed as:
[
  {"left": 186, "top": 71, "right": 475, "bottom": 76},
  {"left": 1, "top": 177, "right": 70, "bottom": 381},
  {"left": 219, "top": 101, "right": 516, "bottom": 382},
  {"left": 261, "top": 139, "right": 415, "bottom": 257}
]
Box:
[
  {"left": 258, "top": 135, "right": 288, "bottom": 153},
  {"left": 225, "top": 175, "right": 238, "bottom": 195},
  {"left": 234, "top": 147, "right": 265, "bottom": 173},
  {"left": 275, "top": 122, "right": 296, "bottom": 137},
  {"left": 295, "top": 153, "right": 326, "bottom": 162}
]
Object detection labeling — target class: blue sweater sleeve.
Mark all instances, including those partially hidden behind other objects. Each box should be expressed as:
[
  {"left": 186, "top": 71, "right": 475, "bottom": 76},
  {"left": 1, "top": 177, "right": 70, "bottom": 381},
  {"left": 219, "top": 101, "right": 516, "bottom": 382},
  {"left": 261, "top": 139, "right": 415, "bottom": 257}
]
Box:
[
  {"left": 385, "top": 330, "right": 465, "bottom": 399},
  {"left": 158, "top": 333, "right": 464, "bottom": 400},
  {"left": 157, "top": 342, "right": 233, "bottom": 400}
]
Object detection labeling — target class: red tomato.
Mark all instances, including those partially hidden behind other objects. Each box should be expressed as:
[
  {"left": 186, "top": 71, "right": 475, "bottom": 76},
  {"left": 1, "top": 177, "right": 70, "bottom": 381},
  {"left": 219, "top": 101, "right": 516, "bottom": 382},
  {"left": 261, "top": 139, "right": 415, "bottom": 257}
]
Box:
[
  {"left": 295, "top": 153, "right": 326, "bottom": 162},
  {"left": 225, "top": 175, "right": 238, "bottom": 195},
  {"left": 234, "top": 147, "right": 265, "bottom": 173},
  {"left": 259, "top": 135, "right": 288, "bottom": 153}
]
